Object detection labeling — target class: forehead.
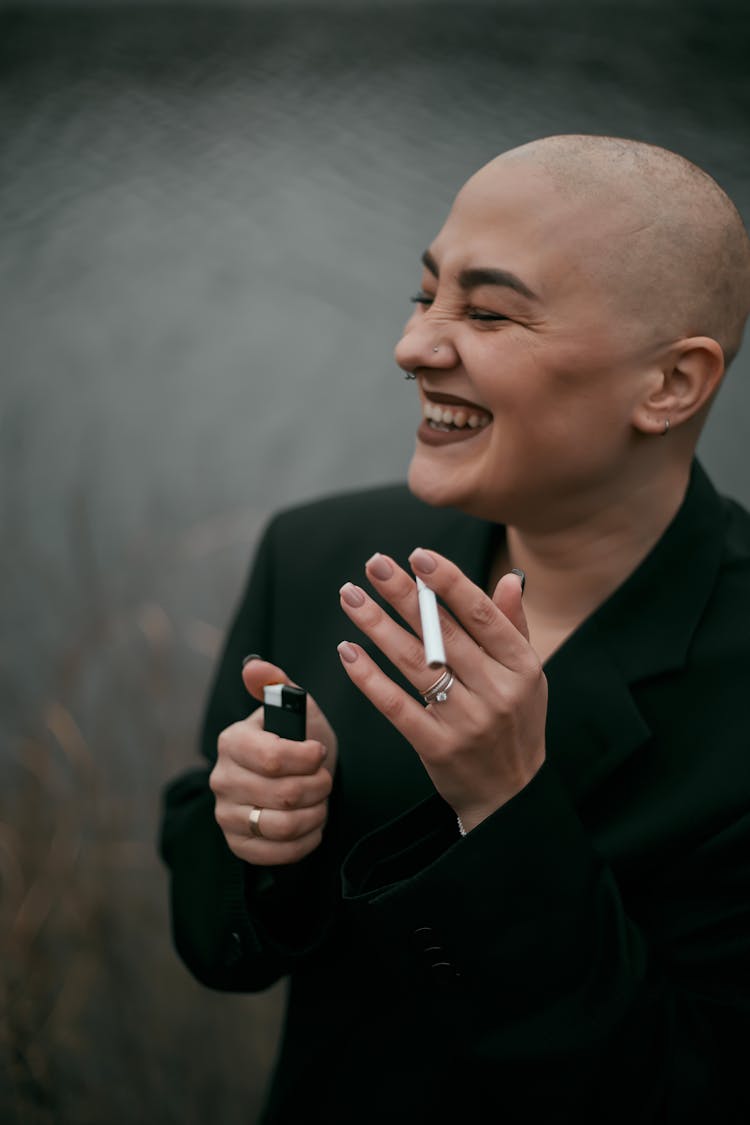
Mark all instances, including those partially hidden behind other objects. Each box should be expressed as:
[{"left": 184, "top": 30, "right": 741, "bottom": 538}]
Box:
[{"left": 430, "top": 159, "right": 628, "bottom": 302}]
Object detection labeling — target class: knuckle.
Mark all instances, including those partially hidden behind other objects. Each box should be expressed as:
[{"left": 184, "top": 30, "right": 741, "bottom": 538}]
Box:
[
  {"left": 209, "top": 762, "right": 229, "bottom": 795},
  {"left": 468, "top": 596, "right": 495, "bottom": 628},
  {"left": 260, "top": 746, "right": 284, "bottom": 776},
  {"left": 382, "top": 690, "right": 405, "bottom": 720},
  {"left": 403, "top": 637, "right": 428, "bottom": 676},
  {"left": 438, "top": 612, "right": 460, "bottom": 644},
  {"left": 216, "top": 728, "right": 232, "bottom": 759},
  {"left": 278, "top": 779, "right": 304, "bottom": 809}
]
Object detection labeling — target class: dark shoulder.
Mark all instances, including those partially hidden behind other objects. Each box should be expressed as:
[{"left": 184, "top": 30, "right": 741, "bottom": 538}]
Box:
[
  {"left": 696, "top": 492, "right": 750, "bottom": 663},
  {"left": 721, "top": 494, "right": 750, "bottom": 570}
]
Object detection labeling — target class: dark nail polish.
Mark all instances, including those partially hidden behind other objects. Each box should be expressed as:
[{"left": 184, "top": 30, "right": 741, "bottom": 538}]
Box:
[
  {"left": 242, "top": 653, "right": 262, "bottom": 668},
  {"left": 510, "top": 568, "right": 526, "bottom": 594}
]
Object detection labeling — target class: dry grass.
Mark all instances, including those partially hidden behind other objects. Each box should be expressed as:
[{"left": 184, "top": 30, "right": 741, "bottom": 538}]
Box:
[{"left": 0, "top": 502, "right": 284, "bottom": 1125}]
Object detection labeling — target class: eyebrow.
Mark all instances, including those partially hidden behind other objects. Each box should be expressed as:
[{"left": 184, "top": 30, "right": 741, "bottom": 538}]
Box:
[{"left": 421, "top": 249, "right": 538, "bottom": 301}]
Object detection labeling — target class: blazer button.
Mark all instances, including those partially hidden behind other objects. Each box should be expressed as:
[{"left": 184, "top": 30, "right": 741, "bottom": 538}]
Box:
[
  {"left": 411, "top": 926, "right": 437, "bottom": 952},
  {"left": 223, "top": 930, "right": 244, "bottom": 967}
]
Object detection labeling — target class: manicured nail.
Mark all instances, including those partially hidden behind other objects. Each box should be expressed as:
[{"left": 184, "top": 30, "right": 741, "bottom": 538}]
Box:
[
  {"left": 340, "top": 582, "right": 366, "bottom": 608},
  {"left": 366, "top": 553, "right": 393, "bottom": 581},
  {"left": 338, "top": 641, "right": 358, "bottom": 664},
  {"left": 510, "top": 568, "right": 526, "bottom": 594},
  {"left": 242, "top": 653, "right": 262, "bottom": 668},
  {"left": 409, "top": 548, "right": 437, "bottom": 575}
]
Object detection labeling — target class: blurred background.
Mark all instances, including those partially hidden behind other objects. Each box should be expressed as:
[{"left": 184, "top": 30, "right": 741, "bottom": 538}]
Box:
[{"left": 1, "top": 1, "right": 748, "bottom": 1121}]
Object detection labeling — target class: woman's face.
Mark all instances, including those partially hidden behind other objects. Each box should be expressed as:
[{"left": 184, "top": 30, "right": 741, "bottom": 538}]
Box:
[{"left": 395, "top": 158, "right": 664, "bottom": 529}]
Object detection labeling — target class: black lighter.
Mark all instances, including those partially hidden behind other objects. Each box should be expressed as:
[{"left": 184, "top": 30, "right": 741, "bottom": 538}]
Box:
[{"left": 263, "top": 683, "right": 307, "bottom": 741}]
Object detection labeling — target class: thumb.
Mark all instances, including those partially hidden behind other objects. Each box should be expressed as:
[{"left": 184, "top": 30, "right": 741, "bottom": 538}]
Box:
[
  {"left": 241, "top": 656, "right": 327, "bottom": 728},
  {"left": 491, "top": 570, "right": 529, "bottom": 642},
  {"left": 241, "top": 656, "right": 298, "bottom": 703}
]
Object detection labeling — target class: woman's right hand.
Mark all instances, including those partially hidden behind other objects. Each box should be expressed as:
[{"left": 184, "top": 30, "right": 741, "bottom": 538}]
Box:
[{"left": 210, "top": 659, "right": 338, "bottom": 866}]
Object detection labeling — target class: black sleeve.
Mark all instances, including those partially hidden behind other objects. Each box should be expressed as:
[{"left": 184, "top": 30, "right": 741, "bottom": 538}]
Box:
[
  {"left": 159, "top": 515, "right": 340, "bottom": 992},
  {"left": 341, "top": 760, "right": 750, "bottom": 1122}
]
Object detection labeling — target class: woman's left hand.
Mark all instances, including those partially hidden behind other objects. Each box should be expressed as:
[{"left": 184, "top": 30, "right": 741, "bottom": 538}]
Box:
[{"left": 337, "top": 548, "right": 548, "bottom": 833}]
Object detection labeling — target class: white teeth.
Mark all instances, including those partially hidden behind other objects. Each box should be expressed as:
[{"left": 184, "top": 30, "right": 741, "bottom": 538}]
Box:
[{"left": 423, "top": 402, "right": 491, "bottom": 430}]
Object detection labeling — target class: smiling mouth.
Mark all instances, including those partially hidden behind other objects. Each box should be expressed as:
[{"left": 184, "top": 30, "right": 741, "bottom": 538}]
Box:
[
  {"left": 423, "top": 401, "right": 492, "bottom": 431},
  {"left": 417, "top": 392, "right": 493, "bottom": 447}
]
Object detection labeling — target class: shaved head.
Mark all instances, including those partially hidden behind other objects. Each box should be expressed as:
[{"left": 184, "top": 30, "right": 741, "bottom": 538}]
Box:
[{"left": 473, "top": 135, "right": 750, "bottom": 370}]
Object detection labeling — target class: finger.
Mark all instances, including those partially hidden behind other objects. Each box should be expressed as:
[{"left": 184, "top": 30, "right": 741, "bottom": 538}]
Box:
[
  {"left": 339, "top": 581, "right": 433, "bottom": 692},
  {"left": 337, "top": 640, "right": 438, "bottom": 745},
  {"left": 220, "top": 799, "right": 328, "bottom": 845},
  {"left": 492, "top": 570, "right": 529, "bottom": 642},
  {"left": 216, "top": 721, "right": 326, "bottom": 777},
  {"left": 227, "top": 823, "right": 326, "bottom": 867},
  {"left": 242, "top": 658, "right": 298, "bottom": 702},
  {"left": 363, "top": 553, "right": 424, "bottom": 636},
  {"left": 409, "top": 548, "right": 529, "bottom": 668},
  {"left": 354, "top": 558, "right": 490, "bottom": 694},
  {"left": 211, "top": 760, "right": 332, "bottom": 810}
]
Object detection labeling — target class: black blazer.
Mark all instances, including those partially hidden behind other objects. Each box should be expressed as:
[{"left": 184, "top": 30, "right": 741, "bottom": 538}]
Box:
[{"left": 161, "top": 460, "right": 750, "bottom": 1124}]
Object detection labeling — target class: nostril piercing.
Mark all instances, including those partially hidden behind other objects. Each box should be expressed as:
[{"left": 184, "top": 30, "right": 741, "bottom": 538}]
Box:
[{"left": 403, "top": 371, "right": 416, "bottom": 380}]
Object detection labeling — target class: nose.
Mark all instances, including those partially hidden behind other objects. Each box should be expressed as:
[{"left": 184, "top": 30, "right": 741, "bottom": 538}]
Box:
[{"left": 394, "top": 316, "right": 458, "bottom": 376}]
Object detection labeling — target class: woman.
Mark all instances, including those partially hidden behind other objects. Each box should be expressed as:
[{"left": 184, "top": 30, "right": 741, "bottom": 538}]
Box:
[{"left": 161, "top": 135, "right": 750, "bottom": 1123}]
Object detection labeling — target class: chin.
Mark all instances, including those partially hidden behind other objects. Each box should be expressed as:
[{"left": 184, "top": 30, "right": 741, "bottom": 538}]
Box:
[
  {"left": 407, "top": 450, "right": 515, "bottom": 523},
  {"left": 407, "top": 454, "right": 468, "bottom": 510}
]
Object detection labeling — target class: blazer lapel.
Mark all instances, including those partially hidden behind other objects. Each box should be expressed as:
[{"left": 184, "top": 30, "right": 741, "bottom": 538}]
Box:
[{"left": 543, "top": 460, "right": 727, "bottom": 804}]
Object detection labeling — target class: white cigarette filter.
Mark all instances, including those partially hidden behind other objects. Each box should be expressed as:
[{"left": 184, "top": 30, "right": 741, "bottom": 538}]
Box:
[{"left": 416, "top": 577, "right": 447, "bottom": 669}]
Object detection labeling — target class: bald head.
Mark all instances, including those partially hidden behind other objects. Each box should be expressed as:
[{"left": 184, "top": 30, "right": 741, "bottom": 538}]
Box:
[{"left": 475, "top": 135, "right": 750, "bottom": 370}]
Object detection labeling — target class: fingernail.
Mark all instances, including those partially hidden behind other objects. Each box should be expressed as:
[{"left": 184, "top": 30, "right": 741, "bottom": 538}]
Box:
[
  {"left": 409, "top": 548, "right": 437, "bottom": 575},
  {"left": 340, "top": 582, "right": 366, "bottom": 608},
  {"left": 366, "top": 552, "right": 393, "bottom": 581},
  {"left": 510, "top": 568, "right": 526, "bottom": 594},
  {"left": 242, "top": 653, "right": 262, "bottom": 668},
  {"left": 338, "top": 641, "right": 358, "bottom": 664}
]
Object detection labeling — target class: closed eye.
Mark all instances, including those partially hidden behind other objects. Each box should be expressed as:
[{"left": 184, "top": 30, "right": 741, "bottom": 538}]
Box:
[
  {"left": 467, "top": 310, "right": 508, "bottom": 322},
  {"left": 410, "top": 294, "right": 508, "bottom": 323}
]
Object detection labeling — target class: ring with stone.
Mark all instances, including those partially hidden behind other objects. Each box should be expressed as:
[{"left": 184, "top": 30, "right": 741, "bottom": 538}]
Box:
[{"left": 421, "top": 668, "right": 455, "bottom": 705}]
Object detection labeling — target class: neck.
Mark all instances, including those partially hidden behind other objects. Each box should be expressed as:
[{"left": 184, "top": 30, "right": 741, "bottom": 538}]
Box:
[{"left": 495, "top": 461, "right": 692, "bottom": 637}]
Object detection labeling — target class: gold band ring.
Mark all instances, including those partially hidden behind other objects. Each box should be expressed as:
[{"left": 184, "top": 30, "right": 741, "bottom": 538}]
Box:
[{"left": 248, "top": 806, "right": 265, "bottom": 839}]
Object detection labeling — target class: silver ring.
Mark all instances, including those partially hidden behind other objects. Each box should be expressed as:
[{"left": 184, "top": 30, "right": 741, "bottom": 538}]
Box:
[
  {"left": 422, "top": 668, "right": 455, "bottom": 704},
  {"left": 248, "top": 806, "right": 265, "bottom": 838}
]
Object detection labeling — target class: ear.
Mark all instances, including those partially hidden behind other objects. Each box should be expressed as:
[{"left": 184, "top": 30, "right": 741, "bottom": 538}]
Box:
[{"left": 632, "top": 336, "right": 725, "bottom": 436}]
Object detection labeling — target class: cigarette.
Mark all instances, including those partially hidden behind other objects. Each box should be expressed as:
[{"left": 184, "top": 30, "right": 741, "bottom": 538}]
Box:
[{"left": 416, "top": 577, "right": 446, "bottom": 669}]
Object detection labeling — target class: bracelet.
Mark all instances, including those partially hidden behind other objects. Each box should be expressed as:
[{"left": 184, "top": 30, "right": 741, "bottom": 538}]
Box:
[{"left": 457, "top": 816, "right": 467, "bottom": 837}]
